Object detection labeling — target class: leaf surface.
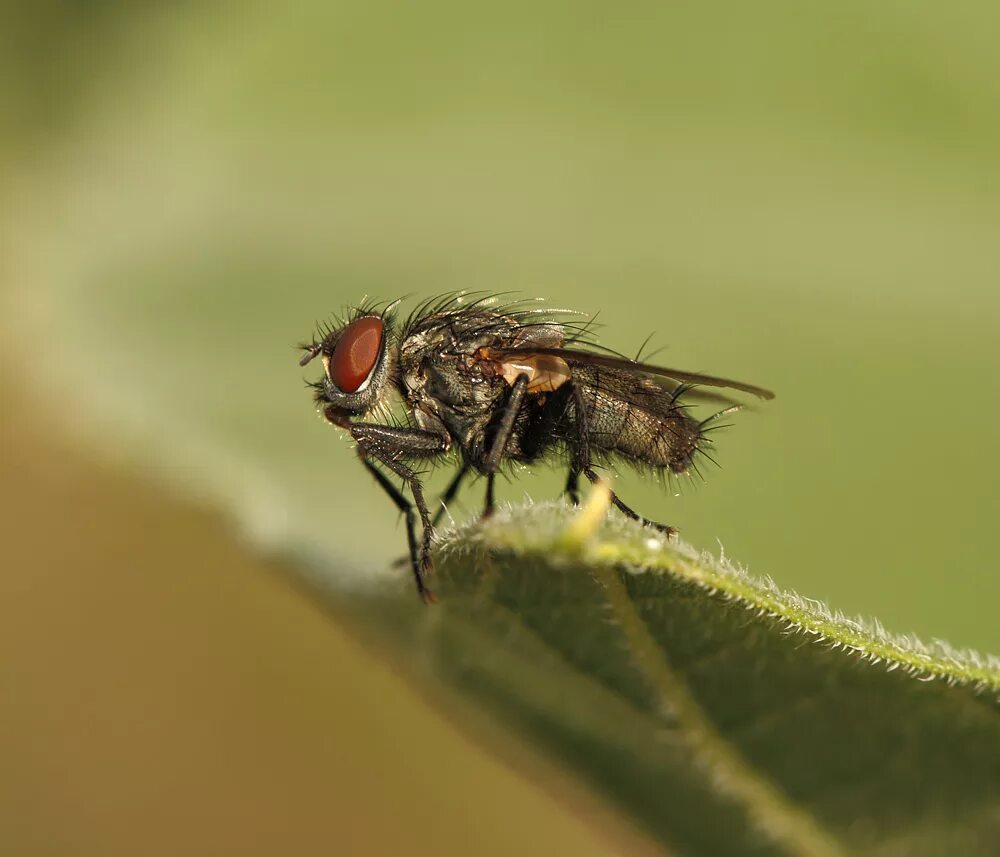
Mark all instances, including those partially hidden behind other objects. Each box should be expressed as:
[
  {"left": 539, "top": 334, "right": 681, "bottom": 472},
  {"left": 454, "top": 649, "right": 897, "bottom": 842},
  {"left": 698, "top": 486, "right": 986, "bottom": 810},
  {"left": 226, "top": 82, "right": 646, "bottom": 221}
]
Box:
[{"left": 297, "top": 498, "right": 1000, "bottom": 857}]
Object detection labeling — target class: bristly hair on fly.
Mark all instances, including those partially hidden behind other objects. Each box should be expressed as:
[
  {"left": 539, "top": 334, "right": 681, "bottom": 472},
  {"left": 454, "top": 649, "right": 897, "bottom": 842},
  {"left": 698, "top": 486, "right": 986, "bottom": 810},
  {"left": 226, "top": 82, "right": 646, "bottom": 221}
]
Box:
[{"left": 296, "top": 291, "right": 774, "bottom": 602}]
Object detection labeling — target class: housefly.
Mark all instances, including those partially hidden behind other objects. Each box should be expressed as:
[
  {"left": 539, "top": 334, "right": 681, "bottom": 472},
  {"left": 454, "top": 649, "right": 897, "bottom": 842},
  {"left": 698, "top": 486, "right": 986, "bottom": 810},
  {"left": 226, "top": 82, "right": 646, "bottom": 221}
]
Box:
[{"left": 299, "top": 294, "right": 774, "bottom": 602}]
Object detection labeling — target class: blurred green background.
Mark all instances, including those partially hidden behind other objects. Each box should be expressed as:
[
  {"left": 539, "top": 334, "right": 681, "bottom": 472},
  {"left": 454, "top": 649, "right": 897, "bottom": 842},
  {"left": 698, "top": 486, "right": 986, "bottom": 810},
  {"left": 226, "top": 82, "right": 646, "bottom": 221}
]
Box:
[{"left": 2, "top": 0, "right": 999, "bottom": 853}]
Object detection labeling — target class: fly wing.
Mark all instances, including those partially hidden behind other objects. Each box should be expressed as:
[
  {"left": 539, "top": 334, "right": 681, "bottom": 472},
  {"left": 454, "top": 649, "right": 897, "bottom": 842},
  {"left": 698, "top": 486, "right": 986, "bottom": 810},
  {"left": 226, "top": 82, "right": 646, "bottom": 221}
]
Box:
[
  {"left": 640, "top": 380, "right": 752, "bottom": 408},
  {"left": 485, "top": 346, "right": 775, "bottom": 401}
]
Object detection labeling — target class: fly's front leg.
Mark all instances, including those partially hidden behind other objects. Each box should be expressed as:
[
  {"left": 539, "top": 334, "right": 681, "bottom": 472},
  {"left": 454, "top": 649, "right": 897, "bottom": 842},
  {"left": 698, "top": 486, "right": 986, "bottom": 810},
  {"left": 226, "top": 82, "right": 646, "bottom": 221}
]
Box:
[
  {"left": 363, "top": 450, "right": 439, "bottom": 601},
  {"left": 569, "top": 384, "right": 677, "bottom": 539},
  {"left": 390, "top": 462, "right": 470, "bottom": 572},
  {"left": 327, "top": 408, "right": 450, "bottom": 602},
  {"left": 359, "top": 459, "right": 433, "bottom": 601},
  {"left": 481, "top": 373, "right": 529, "bottom": 519}
]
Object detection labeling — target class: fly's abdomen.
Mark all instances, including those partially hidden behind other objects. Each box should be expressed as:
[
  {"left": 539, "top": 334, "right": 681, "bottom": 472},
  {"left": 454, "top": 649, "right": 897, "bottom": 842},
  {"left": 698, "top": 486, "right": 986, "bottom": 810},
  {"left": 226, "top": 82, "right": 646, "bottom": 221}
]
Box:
[{"left": 572, "top": 369, "right": 703, "bottom": 474}]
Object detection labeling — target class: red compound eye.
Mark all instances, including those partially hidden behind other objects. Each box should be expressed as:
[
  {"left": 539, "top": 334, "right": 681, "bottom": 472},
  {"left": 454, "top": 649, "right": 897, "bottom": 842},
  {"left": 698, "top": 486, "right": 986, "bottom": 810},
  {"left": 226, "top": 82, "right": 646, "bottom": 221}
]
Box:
[{"left": 329, "top": 316, "right": 384, "bottom": 393}]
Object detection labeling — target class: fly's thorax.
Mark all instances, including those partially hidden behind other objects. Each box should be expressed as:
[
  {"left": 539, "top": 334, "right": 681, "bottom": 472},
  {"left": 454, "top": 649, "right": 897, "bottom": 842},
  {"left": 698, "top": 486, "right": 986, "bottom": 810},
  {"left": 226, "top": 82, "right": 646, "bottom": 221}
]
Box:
[{"left": 397, "top": 347, "right": 504, "bottom": 452}]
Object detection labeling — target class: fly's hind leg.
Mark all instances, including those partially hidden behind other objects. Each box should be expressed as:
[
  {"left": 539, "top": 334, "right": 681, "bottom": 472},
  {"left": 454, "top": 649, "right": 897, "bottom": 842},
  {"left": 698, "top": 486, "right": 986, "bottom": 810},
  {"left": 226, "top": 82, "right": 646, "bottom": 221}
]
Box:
[
  {"left": 579, "top": 466, "right": 677, "bottom": 539},
  {"left": 569, "top": 384, "right": 677, "bottom": 539}
]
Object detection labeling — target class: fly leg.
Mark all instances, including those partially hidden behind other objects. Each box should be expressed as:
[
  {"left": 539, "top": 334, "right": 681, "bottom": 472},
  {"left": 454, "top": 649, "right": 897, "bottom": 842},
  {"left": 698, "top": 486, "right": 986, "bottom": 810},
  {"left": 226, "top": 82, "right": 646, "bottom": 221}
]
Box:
[
  {"left": 327, "top": 408, "right": 450, "bottom": 602},
  {"left": 569, "top": 384, "right": 677, "bottom": 539},
  {"left": 358, "top": 445, "right": 440, "bottom": 602},
  {"left": 481, "top": 373, "right": 529, "bottom": 519},
  {"left": 432, "top": 462, "right": 470, "bottom": 528},
  {"left": 391, "top": 463, "right": 470, "bottom": 571},
  {"left": 564, "top": 467, "right": 581, "bottom": 505},
  {"left": 484, "top": 473, "right": 497, "bottom": 518},
  {"left": 359, "top": 458, "right": 435, "bottom": 602},
  {"left": 581, "top": 465, "right": 677, "bottom": 539}
]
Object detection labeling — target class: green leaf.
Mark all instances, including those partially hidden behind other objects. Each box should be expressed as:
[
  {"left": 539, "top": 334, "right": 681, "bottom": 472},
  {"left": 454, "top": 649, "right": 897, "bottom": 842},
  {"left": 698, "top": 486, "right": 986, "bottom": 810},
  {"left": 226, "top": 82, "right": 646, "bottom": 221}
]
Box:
[{"left": 288, "top": 493, "right": 1000, "bottom": 857}]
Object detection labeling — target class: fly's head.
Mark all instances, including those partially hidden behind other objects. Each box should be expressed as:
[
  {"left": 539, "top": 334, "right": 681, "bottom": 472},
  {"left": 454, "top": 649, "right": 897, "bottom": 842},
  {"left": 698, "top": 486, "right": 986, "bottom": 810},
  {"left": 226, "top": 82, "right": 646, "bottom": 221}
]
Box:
[{"left": 299, "top": 305, "right": 397, "bottom": 420}]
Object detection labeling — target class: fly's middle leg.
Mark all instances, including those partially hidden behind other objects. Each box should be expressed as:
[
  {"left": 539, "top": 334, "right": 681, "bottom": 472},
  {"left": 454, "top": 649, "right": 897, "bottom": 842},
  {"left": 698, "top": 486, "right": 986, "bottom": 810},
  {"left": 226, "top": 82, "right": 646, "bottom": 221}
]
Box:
[
  {"left": 480, "top": 373, "right": 529, "bottom": 519},
  {"left": 484, "top": 473, "right": 497, "bottom": 518},
  {"left": 431, "top": 463, "right": 470, "bottom": 528},
  {"left": 564, "top": 467, "right": 581, "bottom": 505}
]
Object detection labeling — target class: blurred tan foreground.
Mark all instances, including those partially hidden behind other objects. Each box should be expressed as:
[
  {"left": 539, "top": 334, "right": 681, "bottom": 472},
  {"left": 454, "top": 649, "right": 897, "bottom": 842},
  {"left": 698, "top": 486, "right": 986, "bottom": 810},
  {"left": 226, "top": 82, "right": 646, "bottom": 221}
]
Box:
[{"left": 0, "top": 375, "right": 658, "bottom": 857}]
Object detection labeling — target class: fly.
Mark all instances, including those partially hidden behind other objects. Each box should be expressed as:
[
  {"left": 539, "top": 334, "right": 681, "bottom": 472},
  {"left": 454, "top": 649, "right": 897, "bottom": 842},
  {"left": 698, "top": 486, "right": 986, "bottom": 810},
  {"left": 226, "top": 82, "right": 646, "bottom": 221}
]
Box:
[{"left": 298, "top": 294, "right": 774, "bottom": 602}]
